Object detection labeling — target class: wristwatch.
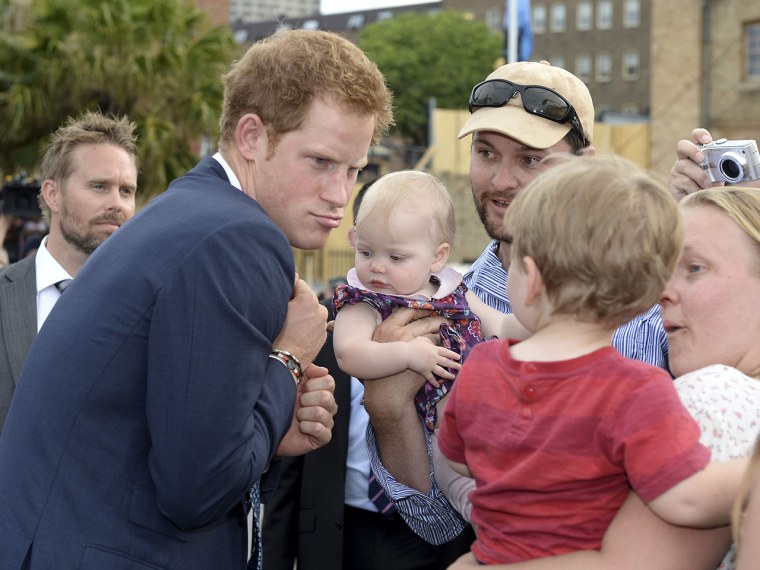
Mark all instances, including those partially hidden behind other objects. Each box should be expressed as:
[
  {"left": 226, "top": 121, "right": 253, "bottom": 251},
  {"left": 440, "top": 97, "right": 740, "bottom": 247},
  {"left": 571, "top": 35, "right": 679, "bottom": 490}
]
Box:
[{"left": 269, "top": 349, "right": 303, "bottom": 385}]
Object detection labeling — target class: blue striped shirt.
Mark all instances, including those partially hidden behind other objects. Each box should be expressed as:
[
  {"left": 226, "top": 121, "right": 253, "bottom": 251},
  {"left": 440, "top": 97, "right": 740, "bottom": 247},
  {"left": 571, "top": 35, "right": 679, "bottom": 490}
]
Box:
[{"left": 367, "top": 239, "right": 669, "bottom": 544}]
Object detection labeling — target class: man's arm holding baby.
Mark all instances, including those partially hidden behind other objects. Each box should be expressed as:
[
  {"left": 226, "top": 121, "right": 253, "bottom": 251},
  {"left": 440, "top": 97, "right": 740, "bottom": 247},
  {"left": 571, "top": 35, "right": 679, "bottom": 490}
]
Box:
[
  {"left": 361, "top": 308, "right": 470, "bottom": 544},
  {"left": 448, "top": 492, "right": 730, "bottom": 570},
  {"left": 361, "top": 308, "right": 443, "bottom": 491}
]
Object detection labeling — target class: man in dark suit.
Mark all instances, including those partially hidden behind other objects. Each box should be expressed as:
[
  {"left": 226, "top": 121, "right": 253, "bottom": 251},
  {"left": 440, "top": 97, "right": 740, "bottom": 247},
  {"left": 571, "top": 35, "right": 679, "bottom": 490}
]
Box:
[
  {"left": 262, "top": 182, "right": 475, "bottom": 570},
  {"left": 0, "top": 29, "right": 393, "bottom": 570},
  {"left": 0, "top": 111, "right": 139, "bottom": 432}
]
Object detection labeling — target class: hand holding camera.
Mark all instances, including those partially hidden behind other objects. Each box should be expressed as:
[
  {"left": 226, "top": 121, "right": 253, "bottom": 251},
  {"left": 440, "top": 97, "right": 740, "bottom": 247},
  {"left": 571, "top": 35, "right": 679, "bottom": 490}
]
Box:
[
  {"left": 699, "top": 138, "right": 760, "bottom": 185},
  {"left": 670, "top": 129, "right": 760, "bottom": 201}
]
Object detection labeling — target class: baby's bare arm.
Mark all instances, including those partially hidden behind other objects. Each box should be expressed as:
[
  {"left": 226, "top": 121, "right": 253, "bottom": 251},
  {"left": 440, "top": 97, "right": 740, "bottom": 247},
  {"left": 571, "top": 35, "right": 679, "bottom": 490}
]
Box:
[
  {"left": 466, "top": 291, "right": 531, "bottom": 340},
  {"left": 334, "top": 304, "right": 460, "bottom": 382},
  {"left": 648, "top": 456, "right": 750, "bottom": 527},
  {"left": 362, "top": 308, "right": 446, "bottom": 492},
  {"left": 406, "top": 336, "right": 461, "bottom": 386}
]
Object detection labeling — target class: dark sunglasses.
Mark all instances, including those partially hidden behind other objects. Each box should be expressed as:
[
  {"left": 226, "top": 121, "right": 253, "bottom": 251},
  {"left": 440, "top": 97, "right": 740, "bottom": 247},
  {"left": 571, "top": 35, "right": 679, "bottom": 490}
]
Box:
[{"left": 468, "top": 79, "right": 588, "bottom": 144}]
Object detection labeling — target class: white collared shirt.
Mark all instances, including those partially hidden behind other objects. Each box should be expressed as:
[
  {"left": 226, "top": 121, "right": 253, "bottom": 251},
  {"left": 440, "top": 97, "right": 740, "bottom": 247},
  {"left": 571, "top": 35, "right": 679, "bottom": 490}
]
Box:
[
  {"left": 212, "top": 152, "right": 243, "bottom": 192},
  {"left": 34, "top": 236, "right": 73, "bottom": 331}
]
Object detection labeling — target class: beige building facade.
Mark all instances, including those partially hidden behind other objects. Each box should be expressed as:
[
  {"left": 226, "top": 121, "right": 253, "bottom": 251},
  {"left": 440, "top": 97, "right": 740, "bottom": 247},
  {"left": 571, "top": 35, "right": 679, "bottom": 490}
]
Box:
[{"left": 649, "top": 0, "right": 760, "bottom": 175}]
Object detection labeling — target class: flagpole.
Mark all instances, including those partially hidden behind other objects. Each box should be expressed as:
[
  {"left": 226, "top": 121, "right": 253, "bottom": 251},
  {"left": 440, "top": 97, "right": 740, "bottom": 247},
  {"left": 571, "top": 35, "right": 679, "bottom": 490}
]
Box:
[{"left": 507, "top": 0, "right": 518, "bottom": 63}]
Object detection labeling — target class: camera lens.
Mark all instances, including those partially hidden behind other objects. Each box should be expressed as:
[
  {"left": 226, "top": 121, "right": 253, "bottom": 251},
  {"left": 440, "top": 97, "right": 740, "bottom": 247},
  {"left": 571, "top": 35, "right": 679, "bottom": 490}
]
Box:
[
  {"left": 721, "top": 160, "right": 741, "bottom": 181},
  {"left": 719, "top": 152, "right": 746, "bottom": 183}
]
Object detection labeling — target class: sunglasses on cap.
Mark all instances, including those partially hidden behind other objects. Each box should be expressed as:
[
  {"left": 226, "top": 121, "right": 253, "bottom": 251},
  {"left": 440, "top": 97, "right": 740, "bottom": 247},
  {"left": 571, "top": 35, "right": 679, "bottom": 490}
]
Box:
[{"left": 468, "top": 79, "right": 589, "bottom": 144}]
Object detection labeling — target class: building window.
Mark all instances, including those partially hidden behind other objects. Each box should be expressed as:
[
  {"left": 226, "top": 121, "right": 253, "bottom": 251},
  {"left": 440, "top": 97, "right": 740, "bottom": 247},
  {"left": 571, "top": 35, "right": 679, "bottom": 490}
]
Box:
[
  {"left": 575, "top": 53, "right": 592, "bottom": 82},
  {"left": 533, "top": 4, "right": 547, "bottom": 33},
  {"left": 596, "top": 53, "right": 612, "bottom": 82},
  {"left": 233, "top": 29, "right": 249, "bottom": 44},
  {"left": 376, "top": 10, "right": 393, "bottom": 21},
  {"left": 746, "top": 21, "right": 760, "bottom": 81},
  {"left": 551, "top": 3, "right": 566, "bottom": 32},
  {"left": 551, "top": 4, "right": 567, "bottom": 32},
  {"left": 549, "top": 55, "right": 566, "bottom": 69},
  {"left": 347, "top": 14, "right": 364, "bottom": 29},
  {"left": 597, "top": 0, "right": 613, "bottom": 29},
  {"left": 622, "top": 50, "right": 640, "bottom": 80},
  {"left": 623, "top": 0, "right": 640, "bottom": 28},
  {"left": 486, "top": 8, "right": 501, "bottom": 32},
  {"left": 302, "top": 19, "right": 319, "bottom": 30},
  {"left": 577, "top": 2, "right": 592, "bottom": 31}
]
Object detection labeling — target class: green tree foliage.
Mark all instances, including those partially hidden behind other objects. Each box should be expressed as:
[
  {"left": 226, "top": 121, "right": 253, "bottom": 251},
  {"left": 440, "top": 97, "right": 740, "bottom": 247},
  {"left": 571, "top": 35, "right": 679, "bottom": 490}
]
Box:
[
  {"left": 0, "top": 0, "right": 237, "bottom": 201},
  {"left": 358, "top": 11, "right": 503, "bottom": 146}
]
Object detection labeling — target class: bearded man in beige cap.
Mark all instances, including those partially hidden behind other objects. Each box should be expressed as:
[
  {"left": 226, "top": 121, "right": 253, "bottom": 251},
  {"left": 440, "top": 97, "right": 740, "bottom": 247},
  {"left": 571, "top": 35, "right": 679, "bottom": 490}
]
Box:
[{"left": 359, "top": 61, "right": 725, "bottom": 568}]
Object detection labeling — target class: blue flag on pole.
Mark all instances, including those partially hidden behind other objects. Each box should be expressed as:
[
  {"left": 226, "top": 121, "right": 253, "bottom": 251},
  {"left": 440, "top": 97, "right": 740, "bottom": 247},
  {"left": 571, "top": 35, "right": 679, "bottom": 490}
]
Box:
[{"left": 504, "top": 0, "right": 533, "bottom": 62}]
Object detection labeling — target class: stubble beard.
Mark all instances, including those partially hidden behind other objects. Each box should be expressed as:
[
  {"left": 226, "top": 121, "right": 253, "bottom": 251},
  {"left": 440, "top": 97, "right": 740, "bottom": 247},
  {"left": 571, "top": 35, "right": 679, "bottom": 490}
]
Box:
[
  {"left": 473, "top": 190, "right": 510, "bottom": 242},
  {"left": 59, "top": 208, "right": 123, "bottom": 256}
]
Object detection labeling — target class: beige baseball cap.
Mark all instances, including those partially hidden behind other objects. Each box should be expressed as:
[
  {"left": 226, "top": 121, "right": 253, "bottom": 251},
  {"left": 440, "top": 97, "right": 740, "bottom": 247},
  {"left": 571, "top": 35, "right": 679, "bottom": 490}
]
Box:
[{"left": 458, "top": 60, "right": 594, "bottom": 149}]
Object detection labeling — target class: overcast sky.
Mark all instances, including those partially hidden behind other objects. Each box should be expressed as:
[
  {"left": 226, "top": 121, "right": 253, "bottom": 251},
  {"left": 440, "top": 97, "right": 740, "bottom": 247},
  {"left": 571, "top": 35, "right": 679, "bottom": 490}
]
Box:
[{"left": 320, "top": 0, "right": 438, "bottom": 15}]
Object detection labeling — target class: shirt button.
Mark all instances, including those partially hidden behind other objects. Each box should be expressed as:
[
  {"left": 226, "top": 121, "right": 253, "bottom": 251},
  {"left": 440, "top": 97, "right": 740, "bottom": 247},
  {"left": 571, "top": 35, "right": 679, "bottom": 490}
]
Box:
[
  {"left": 521, "top": 407, "right": 532, "bottom": 417},
  {"left": 523, "top": 386, "right": 536, "bottom": 399},
  {"left": 525, "top": 363, "right": 537, "bottom": 373}
]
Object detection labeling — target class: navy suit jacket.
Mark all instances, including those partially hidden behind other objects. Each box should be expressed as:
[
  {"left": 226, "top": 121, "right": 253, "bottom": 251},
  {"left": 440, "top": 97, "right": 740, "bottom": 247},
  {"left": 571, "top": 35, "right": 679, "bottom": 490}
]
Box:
[{"left": 0, "top": 158, "right": 298, "bottom": 569}]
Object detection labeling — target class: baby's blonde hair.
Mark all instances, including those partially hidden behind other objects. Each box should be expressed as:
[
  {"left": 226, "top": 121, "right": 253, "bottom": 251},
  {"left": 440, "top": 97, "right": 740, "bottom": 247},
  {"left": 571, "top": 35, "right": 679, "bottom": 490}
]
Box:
[
  {"left": 355, "top": 170, "right": 456, "bottom": 246},
  {"left": 504, "top": 153, "right": 683, "bottom": 327}
]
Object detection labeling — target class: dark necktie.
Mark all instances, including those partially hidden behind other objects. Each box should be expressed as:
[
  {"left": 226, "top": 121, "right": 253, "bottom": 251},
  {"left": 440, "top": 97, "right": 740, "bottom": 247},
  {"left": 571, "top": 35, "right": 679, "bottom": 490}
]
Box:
[
  {"left": 368, "top": 470, "right": 396, "bottom": 517},
  {"left": 55, "top": 279, "right": 72, "bottom": 293},
  {"left": 246, "top": 481, "right": 262, "bottom": 570}
]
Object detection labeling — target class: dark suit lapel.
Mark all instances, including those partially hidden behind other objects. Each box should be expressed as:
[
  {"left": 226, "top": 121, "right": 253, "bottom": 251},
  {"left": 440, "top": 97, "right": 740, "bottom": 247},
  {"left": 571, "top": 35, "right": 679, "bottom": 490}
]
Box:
[{"left": 0, "top": 256, "right": 38, "bottom": 386}]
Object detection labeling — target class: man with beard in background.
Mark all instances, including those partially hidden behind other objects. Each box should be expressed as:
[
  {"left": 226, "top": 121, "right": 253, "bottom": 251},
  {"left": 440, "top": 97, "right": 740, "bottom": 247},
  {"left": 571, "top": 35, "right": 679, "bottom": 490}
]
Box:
[{"left": 0, "top": 111, "right": 138, "bottom": 432}]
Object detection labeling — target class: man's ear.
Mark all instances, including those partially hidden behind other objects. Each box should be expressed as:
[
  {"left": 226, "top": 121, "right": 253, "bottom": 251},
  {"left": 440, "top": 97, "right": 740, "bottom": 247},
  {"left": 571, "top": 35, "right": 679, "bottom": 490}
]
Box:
[
  {"left": 523, "top": 256, "right": 546, "bottom": 306},
  {"left": 431, "top": 242, "right": 451, "bottom": 273},
  {"left": 235, "top": 113, "right": 266, "bottom": 161},
  {"left": 40, "top": 179, "right": 60, "bottom": 215}
]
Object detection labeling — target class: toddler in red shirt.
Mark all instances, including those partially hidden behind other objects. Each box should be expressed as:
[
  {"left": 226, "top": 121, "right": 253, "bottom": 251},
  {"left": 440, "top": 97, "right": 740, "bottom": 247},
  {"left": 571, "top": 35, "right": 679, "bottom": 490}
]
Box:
[{"left": 438, "top": 154, "right": 748, "bottom": 564}]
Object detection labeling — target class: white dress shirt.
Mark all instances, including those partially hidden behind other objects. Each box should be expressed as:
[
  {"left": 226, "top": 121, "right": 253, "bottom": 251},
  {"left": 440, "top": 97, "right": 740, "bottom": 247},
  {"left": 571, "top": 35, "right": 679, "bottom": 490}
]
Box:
[{"left": 34, "top": 236, "right": 73, "bottom": 331}]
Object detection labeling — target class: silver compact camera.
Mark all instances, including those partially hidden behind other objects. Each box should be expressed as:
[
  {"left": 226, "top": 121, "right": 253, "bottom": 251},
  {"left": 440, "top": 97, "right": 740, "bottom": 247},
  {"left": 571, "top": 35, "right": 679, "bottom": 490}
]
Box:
[{"left": 699, "top": 138, "right": 760, "bottom": 184}]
